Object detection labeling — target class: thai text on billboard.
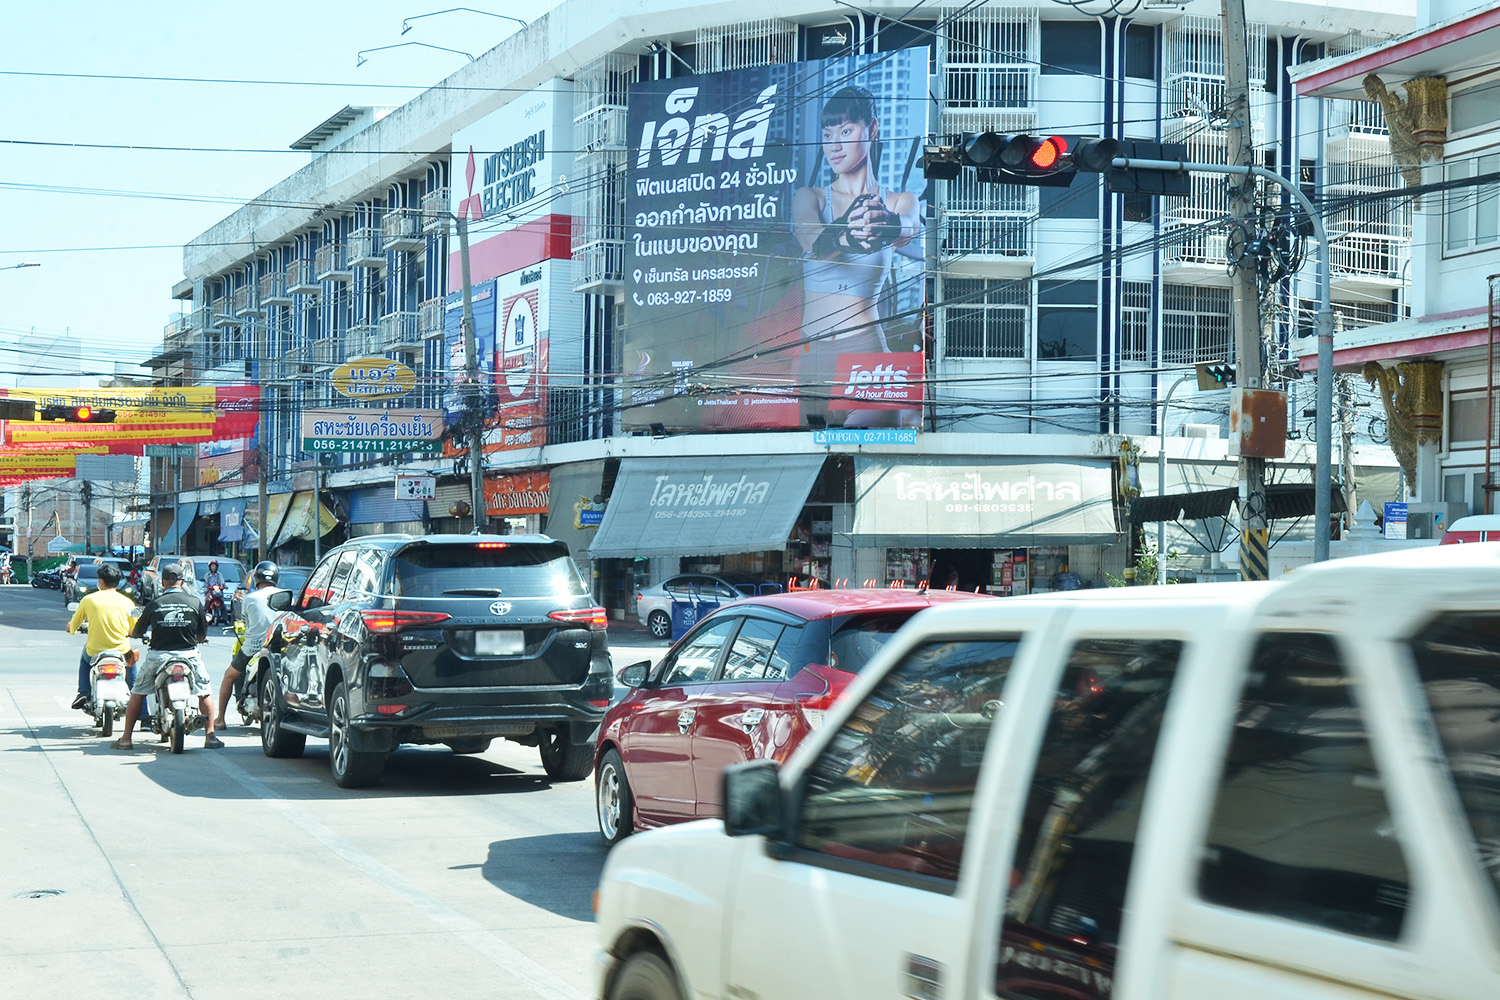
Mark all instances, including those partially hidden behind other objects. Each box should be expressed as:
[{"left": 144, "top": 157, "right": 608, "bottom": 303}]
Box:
[{"left": 621, "top": 48, "right": 930, "bottom": 432}]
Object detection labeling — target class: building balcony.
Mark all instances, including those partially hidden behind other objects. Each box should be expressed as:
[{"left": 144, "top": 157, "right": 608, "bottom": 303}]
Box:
[
  {"left": 312, "top": 337, "right": 343, "bottom": 368},
  {"left": 343, "top": 323, "right": 377, "bottom": 358},
  {"left": 572, "top": 239, "right": 624, "bottom": 292},
  {"left": 287, "top": 257, "right": 319, "bottom": 293},
  {"left": 419, "top": 296, "right": 445, "bottom": 338},
  {"left": 232, "top": 285, "right": 258, "bottom": 318},
  {"left": 315, "top": 243, "right": 352, "bottom": 282},
  {"left": 382, "top": 208, "right": 424, "bottom": 251},
  {"left": 377, "top": 311, "right": 421, "bottom": 352},
  {"left": 349, "top": 227, "right": 384, "bottom": 268},
  {"left": 163, "top": 313, "right": 196, "bottom": 354},
  {"left": 212, "top": 294, "right": 241, "bottom": 328},
  {"left": 421, "top": 189, "right": 449, "bottom": 235},
  {"left": 261, "top": 270, "right": 291, "bottom": 307}
]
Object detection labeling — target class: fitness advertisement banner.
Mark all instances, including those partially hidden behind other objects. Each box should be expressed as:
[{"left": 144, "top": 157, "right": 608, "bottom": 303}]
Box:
[{"left": 621, "top": 47, "right": 930, "bottom": 431}]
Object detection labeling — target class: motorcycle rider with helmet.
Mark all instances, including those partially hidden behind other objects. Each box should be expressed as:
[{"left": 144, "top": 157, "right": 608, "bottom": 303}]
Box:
[
  {"left": 215, "top": 560, "right": 284, "bottom": 729},
  {"left": 203, "top": 560, "right": 227, "bottom": 624},
  {"left": 111, "top": 561, "right": 221, "bottom": 750}
]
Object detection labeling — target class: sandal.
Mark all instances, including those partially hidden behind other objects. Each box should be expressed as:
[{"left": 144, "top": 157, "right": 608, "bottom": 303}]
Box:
[{"left": 109, "top": 738, "right": 134, "bottom": 750}]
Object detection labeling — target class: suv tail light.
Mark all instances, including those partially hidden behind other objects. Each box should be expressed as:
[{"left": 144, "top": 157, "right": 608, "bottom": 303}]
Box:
[
  {"left": 793, "top": 663, "right": 856, "bottom": 732},
  {"left": 360, "top": 610, "right": 453, "bottom": 634},
  {"left": 548, "top": 607, "right": 609, "bottom": 632}
]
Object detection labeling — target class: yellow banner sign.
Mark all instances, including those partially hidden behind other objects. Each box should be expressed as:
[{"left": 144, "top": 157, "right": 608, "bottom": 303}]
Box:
[
  {"left": 0, "top": 447, "right": 107, "bottom": 474},
  {"left": 3, "top": 386, "right": 219, "bottom": 416},
  {"left": 333, "top": 358, "right": 417, "bottom": 400},
  {"left": 7, "top": 423, "right": 218, "bottom": 447}
]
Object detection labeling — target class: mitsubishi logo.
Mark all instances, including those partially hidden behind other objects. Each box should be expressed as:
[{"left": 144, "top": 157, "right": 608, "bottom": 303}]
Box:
[
  {"left": 489, "top": 601, "right": 512, "bottom": 616},
  {"left": 457, "top": 146, "right": 484, "bottom": 221}
]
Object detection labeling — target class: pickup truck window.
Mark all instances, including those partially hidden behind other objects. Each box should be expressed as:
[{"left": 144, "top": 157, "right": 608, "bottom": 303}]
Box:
[
  {"left": 794, "top": 637, "right": 1018, "bottom": 886},
  {"left": 1198, "top": 631, "right": 1410, "bottom": 941},
  {"left": 1407, "top": 611, "right": 1500, "bottom": 921},
  {"left": 998, "top": 638, "right": 1182, "bottom": 1000}
]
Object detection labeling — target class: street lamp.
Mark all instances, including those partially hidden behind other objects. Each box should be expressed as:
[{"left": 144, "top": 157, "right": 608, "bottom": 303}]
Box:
[
  {"left": 1157, "top": 374, "right": 1194, "bottom": 585},
  {"left": 401, "top": 8, "right": 527, "bottom": 34},
  {"left": 356, "top": 42, "right": 474, "bottom": 67}
]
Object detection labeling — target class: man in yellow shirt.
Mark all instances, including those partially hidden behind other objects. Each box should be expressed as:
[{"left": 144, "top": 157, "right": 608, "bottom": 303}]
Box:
[{"left": 66, "top": 564, "right": 137, "bottom": 709}]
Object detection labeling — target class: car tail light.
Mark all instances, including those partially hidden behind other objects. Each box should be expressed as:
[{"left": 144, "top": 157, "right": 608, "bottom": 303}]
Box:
[
  {"left": 375, "top": 704, "right": 408, "bottom": 715},
  {"left": 589, "top": 699, "right": 610, "bottom": 709},
  {"left": 793, "top": 663, "right": 856, "bottom": 732},
  {"left": 360, "top": 610, "right": 453, "bottom": 634},
  {"left": 476, "top": 542, "right": 509, "bottom": 549},
  {"left": 368, "top": 662, "right": 414, "bottom": 700},
  {"left": 548, "top": 607, "right": 609, "bottom": 632}
]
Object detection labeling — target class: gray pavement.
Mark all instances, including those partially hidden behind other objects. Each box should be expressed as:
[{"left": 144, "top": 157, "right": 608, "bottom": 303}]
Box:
[{"left": 0, "top": 584, "right": 669, "bottom": 1000}]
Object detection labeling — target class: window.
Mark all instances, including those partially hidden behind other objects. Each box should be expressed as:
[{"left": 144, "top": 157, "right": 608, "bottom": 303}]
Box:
[
  {"left": 721, "top": 617, "right": 788, "bottom": 682},
  {"left": 659, "top": 618, "right": 739, "bottom": 686},
  {"left": 1039, "top": 20, "right": 1100, "bottom": 76},
  {"left": 828, "top": 612, "right": 922, "bottom": 675},
  {"left": 1448, "top": 391, "right": 1496, "bottom": 447},
  {"left": 1119, "top": 280, "right": 1152, "bottom": 363},
  {"left": 1198, "top": 632, "right": 1410, "bottom": 941},
  {"left": 322, "top": 550, "right": 360, "bottom": 606},
  {"left": 345, "top": 548, "right": 385, "bottom": 598},
  {"left": 299, "top": 554, "right": 340, "bottom": 610},
  {"left": 1444, "top": 150, "right": 1500, "bottom": 255},
  {"left": 1124, "top": 23, "right": 1155, "bottom": 79},
  {"left": 945, "top": 279, "right": 1029, "bottom": 359},
  {"left": 1036, "top": 279, "right": 1098, "bottom": 361},
  {"left": 1408, "top": 612, "right": 1500, "bottom": 917},
  {"left": 794, "top": 637, "right": 1019, "bottom": 886},
  {"left": 999, "top": 638, "right": 1182, "bottom": 1000},
  {"left": 1161, "top": 284, "right": 1230, "bottom": 366},
  {"left": 390, "top": 541, "right": 588, "bottom": 598},
  {"left": 1451, "top": 79, "right": 1500, "bottom": 136}
]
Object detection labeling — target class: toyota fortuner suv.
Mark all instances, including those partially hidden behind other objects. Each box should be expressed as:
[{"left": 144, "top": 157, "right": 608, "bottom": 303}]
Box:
[{"left": 260, "top": 533, "right": 612, "bottom": 788}]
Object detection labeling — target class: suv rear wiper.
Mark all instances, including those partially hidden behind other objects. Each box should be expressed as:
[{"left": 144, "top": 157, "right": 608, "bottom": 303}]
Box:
[{"left": 442, "top": 587, "right": 504, "bottom": 596}]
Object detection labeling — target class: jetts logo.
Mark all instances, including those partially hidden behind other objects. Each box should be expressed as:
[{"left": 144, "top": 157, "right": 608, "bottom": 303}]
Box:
[{"left": 829, "top": 353, "right": 923, "bottom": 410}]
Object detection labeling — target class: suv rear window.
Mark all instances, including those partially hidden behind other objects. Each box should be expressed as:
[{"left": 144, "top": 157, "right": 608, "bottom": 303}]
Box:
[
  {"left": 827, "top": 612, "right": 921, "bottom": 674},
  {"left": 391, "top": 542, "right": 588, "bottom": 598}
]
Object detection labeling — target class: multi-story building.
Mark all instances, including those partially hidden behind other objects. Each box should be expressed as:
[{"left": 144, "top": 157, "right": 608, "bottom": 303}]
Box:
[
  {"left": 172, "top": 0, "right": 1411, "bottom": 616},
  {"left": 1294, "top": 3, "right": 1500, "bottom": 535}
]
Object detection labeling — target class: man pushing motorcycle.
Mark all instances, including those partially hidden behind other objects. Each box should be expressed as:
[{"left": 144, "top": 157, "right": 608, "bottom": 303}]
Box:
[
  {"left": 215, "top": 560, "right": 284, "bottom": 729},
  {"left": 111, "top": 561, "right": 223, "bottom": 750}
]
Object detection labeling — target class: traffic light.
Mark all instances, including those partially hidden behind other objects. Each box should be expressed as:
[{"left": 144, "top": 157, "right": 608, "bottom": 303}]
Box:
[
  {"left": 1105, "top": 140, "right": 1193, "bottom": 196},
  {"left": 40, "top": 404, "right": 117, "bottom": 422},
  {"left": 1196, "top": 362, "right": 1236, "bottom": 390},
  {"left": 963, "top": 133, "right": 1076, "bottom": 187}
]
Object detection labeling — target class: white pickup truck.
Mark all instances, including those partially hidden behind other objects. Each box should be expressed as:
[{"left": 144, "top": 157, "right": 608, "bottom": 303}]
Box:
[{"left": 595, "top": 544, "right": 1500, "bottom": 1000}]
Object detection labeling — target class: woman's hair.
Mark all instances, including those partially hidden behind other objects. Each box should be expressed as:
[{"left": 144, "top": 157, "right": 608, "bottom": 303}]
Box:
[{"left": 820, "top": 86, "right": 878, "bottom": 130}]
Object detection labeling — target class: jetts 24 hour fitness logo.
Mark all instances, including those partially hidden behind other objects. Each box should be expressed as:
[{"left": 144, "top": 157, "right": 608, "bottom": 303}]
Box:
[{"left": 830, "top": 353, "right": 923, "bottom": 411}]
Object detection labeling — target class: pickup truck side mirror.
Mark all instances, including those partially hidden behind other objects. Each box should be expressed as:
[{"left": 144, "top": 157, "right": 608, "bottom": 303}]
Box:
[
  {"left": 267, "top": 590, "right": 293, "bottom": 612},
  {"left": 722, "top": 759, "right": 786, "bottom": 839},
  {"left": 618, "top": 660, "right": 651, "bottom": 688}
]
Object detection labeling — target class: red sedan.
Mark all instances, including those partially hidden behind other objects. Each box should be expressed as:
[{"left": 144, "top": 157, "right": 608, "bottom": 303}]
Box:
[{"left": 594, "top": 587, "right": 991, "bottom": 845}]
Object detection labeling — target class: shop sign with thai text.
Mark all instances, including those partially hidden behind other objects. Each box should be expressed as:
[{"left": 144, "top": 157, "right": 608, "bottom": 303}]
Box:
[
  {"left": 332, "top": 358, "right": 417, "bottom": 400},
  {"left": 300, "top": 408, "right": 443, "bottom": 454}
]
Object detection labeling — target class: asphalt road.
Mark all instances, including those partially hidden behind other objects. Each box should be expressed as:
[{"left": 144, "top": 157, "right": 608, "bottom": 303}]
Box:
[{"left": 0, "top": 583, "right": 670, "bottom": 1000}]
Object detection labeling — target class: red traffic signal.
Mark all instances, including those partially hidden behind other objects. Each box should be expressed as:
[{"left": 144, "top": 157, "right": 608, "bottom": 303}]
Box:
[
  {"left": 961, "top": 133, "right": 1076, "bottom": 187},
  {"left": 40, "top": 404, "right": 117, "bottom": 422}
]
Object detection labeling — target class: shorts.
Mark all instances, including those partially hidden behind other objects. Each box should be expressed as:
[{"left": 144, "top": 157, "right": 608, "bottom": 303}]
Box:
[
  {"left": 132, "top": 648, "right": 212, "bottom": 699},
  {"left": 230, "top": 649, "right": 251, "bottom": 672}
]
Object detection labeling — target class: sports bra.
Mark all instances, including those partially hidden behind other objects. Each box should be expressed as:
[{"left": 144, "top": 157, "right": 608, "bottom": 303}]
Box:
[{"left": 802, "top": 185, "right": 893, "bottom": 300}]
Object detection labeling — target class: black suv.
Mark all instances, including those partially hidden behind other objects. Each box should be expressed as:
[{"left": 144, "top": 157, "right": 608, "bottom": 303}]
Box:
[{"left": 260, "top": 533, "right": 613, "bottom": 788}]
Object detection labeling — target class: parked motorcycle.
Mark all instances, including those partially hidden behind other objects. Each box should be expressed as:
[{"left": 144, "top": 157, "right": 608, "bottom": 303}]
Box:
[
  {"left": 151, "top": 652, "right": 204, "bottom": 754},
  {"left": 86, "top": 650, "right": 131, "bottom": 739},
  {"left": 31, "top": 569, "right": 62, "bottom": 590},
  {"left": 205, "top": 582, "right": 229, "bottom": 626}
]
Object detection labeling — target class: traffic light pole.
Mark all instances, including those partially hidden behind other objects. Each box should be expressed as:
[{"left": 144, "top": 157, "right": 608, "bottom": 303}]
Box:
[{"left": 1111, "top": 155, "right": 1335, "bottom": 562}]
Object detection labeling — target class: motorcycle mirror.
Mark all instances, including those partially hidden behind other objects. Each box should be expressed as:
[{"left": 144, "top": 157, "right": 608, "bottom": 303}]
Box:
[
  {"left": 128, "top": 607, "right": 142, "bottom": 618},
  {"left": 67, "top": 602, "right": 81, "bottom": 612}
]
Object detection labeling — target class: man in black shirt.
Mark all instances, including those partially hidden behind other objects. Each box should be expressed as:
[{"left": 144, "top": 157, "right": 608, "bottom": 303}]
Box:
[{"left": 112, "top": 561, "right": 223, "bottom": 750}]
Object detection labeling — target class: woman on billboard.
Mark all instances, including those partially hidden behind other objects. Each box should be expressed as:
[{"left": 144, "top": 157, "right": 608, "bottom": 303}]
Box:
[{"left": 793, "top": 85, "right": 923, "bottom": 424}]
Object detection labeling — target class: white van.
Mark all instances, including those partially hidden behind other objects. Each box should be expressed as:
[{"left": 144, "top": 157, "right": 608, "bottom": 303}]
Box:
[{"left": 594, "top": 545, "right": 1500, "bottom": 1000}]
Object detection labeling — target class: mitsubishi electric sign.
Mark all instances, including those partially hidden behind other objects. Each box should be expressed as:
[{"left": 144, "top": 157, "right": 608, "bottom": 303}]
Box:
[{"left": 449, "top": 80, "right": 575, "bottom": 288}]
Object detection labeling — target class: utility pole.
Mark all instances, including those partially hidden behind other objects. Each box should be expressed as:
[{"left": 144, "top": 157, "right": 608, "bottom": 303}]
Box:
[
  {"left": 258, "top": 387, "right": 269, "bottom": 562},
  {"left": 1221, "top": 0, "right": 1269, "bottom": 581},
  {"left": 456, "top": 217, "right": 484, "bottom": 532},
  {"left": 22, "top": 483, "right": 33, "bottom": 582},
  {"left": 80, "top": 481, "right": 94, "bottom": 557}
]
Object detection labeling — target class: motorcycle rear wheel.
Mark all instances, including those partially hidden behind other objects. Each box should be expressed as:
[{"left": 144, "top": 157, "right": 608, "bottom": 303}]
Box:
[
  {"left": 170, "top": 709, "right": 185, "bottom": 754},
  {"left": 100, "top": 705, "right": 113, "bottom": 738}
]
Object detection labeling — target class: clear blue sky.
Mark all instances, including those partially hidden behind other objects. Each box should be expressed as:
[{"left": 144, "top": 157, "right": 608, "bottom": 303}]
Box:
[{"left": 1, "top": 1, "right": 535, "bottom": 383}]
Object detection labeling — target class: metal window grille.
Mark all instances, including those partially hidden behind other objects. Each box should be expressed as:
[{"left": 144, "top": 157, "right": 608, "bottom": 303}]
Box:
[
  {"left": 1119, "top": 281, "right": 1152, "bottom": 363},
  {"left": 942, "top": 5, "right": 1036, "bottom": 112},
  {"left": 943, "top": 278, "right": 1030, "bottom": 359},
  {"left": 573, "top": 53, "right": 637, "bottom": 290},
  {"left": 696, "top": 19, "right": 797, "bottom": 73},
  {"left": 1161, "top": 283, "right": 1231, "bottom": 366}
]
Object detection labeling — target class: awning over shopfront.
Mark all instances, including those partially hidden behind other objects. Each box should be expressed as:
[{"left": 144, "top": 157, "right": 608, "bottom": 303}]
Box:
[
  {"left": 544, "top": 460, "right": 606, "bottom": 561},
  {"left": 157, "top": 502, "right": 197, "bottom": 553},
  {"left": 1133, "top": 483, "right": 1347, "bottom": 523},
  {"left": 265, "top": 492, "right": 338, "bottom": 547},
  {"left": 588, "top": 455, "right": 824, "bottom": 559},
  {"left": 852, "top": 457, "right": 1117, "bottom": 548}
]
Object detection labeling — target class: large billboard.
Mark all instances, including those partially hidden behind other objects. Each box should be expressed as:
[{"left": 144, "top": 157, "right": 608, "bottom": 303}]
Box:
[{"left": 622, "top": 48, "right": 930, "bottom": 431}]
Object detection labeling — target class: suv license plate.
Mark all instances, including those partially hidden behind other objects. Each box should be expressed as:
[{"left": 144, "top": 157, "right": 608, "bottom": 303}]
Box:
[{"left": 474, "top": 630, "right": 524, "bottom": 656}]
